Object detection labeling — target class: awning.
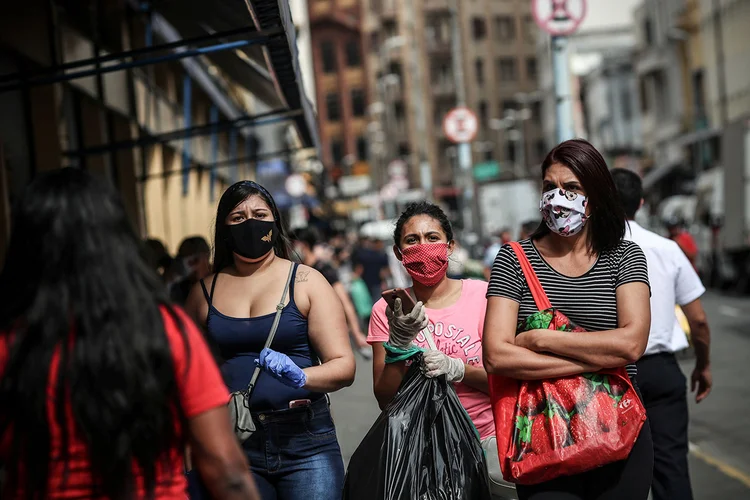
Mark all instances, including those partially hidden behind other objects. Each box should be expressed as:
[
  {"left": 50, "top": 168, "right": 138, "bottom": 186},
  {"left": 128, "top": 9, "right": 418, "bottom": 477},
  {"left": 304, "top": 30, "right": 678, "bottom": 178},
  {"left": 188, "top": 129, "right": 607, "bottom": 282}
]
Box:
[
  {"left": 674, "top": 127, "right": 720, "bottom": 147},
  {"left": 154, "top": 0, "right": 320, "bottom": 154},
  {"left": 642, "top": 160, "right": 681, "bottom": 191}
]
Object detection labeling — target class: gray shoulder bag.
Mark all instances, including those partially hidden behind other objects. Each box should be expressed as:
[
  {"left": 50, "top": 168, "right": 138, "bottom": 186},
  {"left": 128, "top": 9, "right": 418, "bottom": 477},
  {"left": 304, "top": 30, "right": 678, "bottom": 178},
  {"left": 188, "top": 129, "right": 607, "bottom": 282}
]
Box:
[{"left": 228, "top": 263, "right": 295, "bottom": 443}]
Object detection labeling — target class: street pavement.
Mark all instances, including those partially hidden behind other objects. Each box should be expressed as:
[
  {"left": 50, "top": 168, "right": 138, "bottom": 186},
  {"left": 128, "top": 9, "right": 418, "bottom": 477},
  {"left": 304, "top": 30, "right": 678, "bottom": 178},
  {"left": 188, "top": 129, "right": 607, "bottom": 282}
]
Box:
[{"left": 330, "top": 291, "right": 750, "bottom": 499}]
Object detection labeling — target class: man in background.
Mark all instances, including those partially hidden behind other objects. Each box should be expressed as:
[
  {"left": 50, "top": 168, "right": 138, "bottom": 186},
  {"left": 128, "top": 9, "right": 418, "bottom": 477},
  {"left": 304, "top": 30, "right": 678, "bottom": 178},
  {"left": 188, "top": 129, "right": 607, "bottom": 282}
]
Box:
[
  {"left": 168, "top": 236, "right": 212, "bottom": 305},
  {"left": 353, "top": 236, "right": 390, "bottom": 306},
  {"left": 613, "top": 169, "right": 712, "bottom": 500},
  {"left": 666, "top": 216, "right": 699, "bottom": 271},
  {"left": 518, "top": 220, "right": 540, "bottom": 241},
  {"left": 291, "top": 228, "right": 371, "bottom": 359},
  {"left": 483, "top": 229, "right": 511, "bottom": 280}
]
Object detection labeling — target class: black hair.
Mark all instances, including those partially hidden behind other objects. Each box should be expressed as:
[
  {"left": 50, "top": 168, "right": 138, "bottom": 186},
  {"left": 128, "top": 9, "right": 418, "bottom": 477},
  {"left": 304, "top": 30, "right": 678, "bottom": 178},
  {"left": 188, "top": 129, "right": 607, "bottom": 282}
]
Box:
[
  {"left": 521, "top": 220, "right": 542, "bottom": 237},
  {"left": 393, "top": 201, "right": 454, "bottom": 247},
  {"left": 611, "top": 168, "right": 643, "bottom": 219},
  {"left": 531, "top": 139, "right": 626, "bottom": 253},
  {"left": 212, "top": 180, "right": 292, "bottom": 272},
  {"left": 0, "top": 168, "right": 187, "bottom": 499},
  {"left": 177, "top": 236, "right": 211, "bottom": 259},
  {"left": 143, "top": 238, "right": 172, "bottom": 273},
  {"left": 289, "top": 226, "right": 322, "bottom": 251}
]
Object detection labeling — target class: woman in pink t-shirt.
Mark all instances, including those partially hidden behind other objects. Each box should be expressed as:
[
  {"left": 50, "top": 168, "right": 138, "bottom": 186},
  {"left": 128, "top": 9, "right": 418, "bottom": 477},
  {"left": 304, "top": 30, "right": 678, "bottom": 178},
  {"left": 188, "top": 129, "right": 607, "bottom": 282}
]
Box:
[{"left": 367, "top": 202, "right": 516, "bottom": 499}]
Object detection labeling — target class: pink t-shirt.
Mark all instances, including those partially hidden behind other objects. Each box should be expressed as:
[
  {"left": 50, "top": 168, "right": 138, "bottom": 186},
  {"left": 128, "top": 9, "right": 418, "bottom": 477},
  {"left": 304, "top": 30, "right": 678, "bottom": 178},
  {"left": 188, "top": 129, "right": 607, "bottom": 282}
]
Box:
[{"left": 367, "top": 279, "right": 494, "bottom": 440}]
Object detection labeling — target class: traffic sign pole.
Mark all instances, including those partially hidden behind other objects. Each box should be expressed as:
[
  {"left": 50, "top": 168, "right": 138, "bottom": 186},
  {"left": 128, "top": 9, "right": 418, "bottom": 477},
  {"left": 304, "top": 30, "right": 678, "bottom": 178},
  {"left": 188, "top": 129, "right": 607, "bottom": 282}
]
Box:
[
  {"left": 532, "top": 0, "right": 586, "bottom": 144},
  {"left": 552, "top": 36, "right": 574, "bottom": 143}
]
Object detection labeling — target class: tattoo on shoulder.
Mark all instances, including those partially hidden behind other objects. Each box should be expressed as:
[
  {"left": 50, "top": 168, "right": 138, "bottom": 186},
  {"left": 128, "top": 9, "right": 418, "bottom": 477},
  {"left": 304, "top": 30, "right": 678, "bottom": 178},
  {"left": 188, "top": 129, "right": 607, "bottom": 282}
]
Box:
[{"left": 296, "top": 268, "right": 311, "bottom": 283}]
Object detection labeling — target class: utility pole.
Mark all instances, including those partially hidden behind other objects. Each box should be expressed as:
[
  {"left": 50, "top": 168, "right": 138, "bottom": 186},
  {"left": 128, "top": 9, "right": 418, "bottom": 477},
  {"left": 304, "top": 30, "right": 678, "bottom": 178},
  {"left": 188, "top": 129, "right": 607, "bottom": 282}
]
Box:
[
  {"left": 404, "top": 0, "right": 433, "bottom": 201},
  {"left": 711, "top": 0, "right": 728, "bottom": 126},
  {"left": 449, "top": 0, "right": 478, "bottom": 235}
]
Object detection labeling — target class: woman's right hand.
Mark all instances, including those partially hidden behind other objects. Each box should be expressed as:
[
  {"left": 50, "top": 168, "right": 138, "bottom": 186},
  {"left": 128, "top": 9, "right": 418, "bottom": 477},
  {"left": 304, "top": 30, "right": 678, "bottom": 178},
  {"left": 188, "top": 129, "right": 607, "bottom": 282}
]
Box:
[{"left": 385, "top": 298, "right": 428, "bottom": 348}]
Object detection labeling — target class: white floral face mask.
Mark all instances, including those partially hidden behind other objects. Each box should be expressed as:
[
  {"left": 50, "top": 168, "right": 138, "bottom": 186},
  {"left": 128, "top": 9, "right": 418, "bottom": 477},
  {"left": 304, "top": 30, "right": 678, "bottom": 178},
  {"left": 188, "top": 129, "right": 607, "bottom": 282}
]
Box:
[{"left": 539, "top": 188, "right": 589, "bottom": 237}]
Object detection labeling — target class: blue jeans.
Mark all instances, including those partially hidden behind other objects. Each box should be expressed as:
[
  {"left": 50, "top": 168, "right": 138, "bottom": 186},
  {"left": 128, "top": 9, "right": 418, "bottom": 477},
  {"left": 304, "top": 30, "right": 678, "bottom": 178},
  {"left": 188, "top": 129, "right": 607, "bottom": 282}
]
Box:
[
  {"left": 247, "top": 397, "right": 344, "bottom": 500},
  {"left": 187, "top": 397, "right": 344, "bottom": 500}
]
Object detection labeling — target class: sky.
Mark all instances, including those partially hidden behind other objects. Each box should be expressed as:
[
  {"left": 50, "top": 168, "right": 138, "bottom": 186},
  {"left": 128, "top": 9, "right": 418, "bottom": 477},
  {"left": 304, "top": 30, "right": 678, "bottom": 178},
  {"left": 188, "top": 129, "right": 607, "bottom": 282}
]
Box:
[{"left": 577, "top": 0, "right": 640, "bottom": 32}]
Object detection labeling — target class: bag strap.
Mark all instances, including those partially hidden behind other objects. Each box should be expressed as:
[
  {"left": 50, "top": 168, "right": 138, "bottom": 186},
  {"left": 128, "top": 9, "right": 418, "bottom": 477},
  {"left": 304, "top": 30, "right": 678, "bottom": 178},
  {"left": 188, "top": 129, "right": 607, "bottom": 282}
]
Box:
[
  {"left": 245, "top": 262, "right": 296, "bottom": 397},
  {"left": 508, "top": 242, "right": 552, "bottom": 311}
]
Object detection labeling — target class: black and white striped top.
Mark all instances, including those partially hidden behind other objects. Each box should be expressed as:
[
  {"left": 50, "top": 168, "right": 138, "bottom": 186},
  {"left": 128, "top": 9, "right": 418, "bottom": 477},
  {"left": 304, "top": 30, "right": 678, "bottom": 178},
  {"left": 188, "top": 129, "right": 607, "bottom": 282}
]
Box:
[{"left": 487, "top": 239, "right": 650, "bottom": 377}]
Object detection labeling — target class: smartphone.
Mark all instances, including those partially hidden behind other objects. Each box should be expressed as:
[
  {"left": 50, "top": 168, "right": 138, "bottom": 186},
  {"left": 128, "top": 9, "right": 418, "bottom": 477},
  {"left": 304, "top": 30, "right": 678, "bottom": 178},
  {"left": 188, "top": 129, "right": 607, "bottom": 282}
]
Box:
[
  {"left": 382, "top": 288, "right": 416, "bottom": 314},
  {"left": 289, "top": 399, "right": 312, "bottom": 409}
]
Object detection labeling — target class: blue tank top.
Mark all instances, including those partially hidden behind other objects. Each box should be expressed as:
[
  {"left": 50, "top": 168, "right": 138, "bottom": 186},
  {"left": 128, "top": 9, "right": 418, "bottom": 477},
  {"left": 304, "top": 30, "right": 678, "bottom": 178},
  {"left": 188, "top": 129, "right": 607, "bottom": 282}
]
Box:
[{"left": 200, "top": 263, "right": 323, "bottom": 411}]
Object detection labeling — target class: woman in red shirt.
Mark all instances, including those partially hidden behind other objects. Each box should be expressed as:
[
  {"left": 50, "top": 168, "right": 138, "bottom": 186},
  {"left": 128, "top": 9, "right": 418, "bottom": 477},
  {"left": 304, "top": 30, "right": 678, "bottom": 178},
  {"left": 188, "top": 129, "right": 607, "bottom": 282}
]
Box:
[{"left": 0, "top": 168, "right": 259, "bottom": 499}]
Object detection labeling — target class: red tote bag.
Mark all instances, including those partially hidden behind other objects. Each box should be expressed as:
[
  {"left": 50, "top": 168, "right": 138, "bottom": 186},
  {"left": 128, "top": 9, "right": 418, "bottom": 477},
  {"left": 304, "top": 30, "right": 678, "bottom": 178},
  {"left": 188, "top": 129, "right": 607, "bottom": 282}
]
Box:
[{"left": 488, "top": 242, "right": 647, "bottom": 485}]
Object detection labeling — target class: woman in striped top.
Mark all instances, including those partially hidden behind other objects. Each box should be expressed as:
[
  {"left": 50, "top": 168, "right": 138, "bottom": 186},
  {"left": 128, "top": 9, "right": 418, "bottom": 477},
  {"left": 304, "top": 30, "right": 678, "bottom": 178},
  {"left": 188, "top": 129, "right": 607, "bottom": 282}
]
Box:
[{"left": 483, "top": 139, "right": 654, "bottom": 500}]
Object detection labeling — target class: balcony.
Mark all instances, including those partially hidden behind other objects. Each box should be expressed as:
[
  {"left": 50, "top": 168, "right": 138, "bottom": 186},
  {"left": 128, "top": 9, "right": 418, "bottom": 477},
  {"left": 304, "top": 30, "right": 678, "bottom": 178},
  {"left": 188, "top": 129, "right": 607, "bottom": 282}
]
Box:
[
  {"left": 431, "top": 80, "right": 456, "bottom": 97},
  {"left": 424, "top": 0, "right": 450, "bottom": 12},
  {"left": 425, "top": 35, "right": 451, "bottom": 54}
]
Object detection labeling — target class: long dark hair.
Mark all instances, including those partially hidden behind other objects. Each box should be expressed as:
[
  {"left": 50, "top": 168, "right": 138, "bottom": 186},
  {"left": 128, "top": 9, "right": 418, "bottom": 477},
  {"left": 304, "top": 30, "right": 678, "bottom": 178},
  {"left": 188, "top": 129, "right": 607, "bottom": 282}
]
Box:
[
  {"left": 213, "top": 180, "right": 292, "bottom": 272},
  {"left": 532, "top": 139, "right": 626, "bottom": 253},
  {"left": 0, "top": 168, "right": 187, "bottom": 499},
  {"left": 393, "top": 201, "right": 454, "bottom": 247}
]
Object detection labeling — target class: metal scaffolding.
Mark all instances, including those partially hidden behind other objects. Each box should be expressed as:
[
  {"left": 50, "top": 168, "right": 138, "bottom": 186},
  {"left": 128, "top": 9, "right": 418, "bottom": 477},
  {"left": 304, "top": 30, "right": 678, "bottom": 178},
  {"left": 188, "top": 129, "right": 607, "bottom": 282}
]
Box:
[{"left": 0, "top": 0, "right": 320, "bottom": 189}]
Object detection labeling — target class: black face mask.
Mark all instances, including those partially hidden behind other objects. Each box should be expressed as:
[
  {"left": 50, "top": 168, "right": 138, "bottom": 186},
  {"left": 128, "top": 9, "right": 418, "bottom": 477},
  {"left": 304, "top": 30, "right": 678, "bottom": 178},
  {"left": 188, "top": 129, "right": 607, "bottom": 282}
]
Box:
[{"left": 227, "top": 219, "right": 278, "bottom": 260}]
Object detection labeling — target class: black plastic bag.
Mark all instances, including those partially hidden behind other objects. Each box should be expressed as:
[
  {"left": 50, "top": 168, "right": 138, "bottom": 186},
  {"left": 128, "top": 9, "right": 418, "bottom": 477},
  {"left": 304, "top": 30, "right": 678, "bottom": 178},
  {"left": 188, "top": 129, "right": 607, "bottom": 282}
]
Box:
[{"left": 344, "top": 355, "right": 492, "bottom": 500}]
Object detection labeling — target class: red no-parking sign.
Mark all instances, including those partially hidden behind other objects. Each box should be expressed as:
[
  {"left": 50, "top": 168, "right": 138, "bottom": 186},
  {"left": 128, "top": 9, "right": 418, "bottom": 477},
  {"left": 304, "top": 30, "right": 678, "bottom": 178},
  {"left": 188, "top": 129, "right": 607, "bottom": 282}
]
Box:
[
  {"left": 443, "top": 107, "right": 478, "bottom": 144},
  {"left": 532, "top": 0, "right": 587, "bottom": 36}
]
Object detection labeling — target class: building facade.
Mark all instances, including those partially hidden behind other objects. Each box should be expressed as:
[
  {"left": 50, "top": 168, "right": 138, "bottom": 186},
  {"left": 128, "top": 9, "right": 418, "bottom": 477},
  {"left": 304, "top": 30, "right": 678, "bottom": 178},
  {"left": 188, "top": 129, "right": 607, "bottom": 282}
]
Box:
[
  {"left": 363, "top": 0, "right": 544, "bottom": 205},
  {"left": 307, "top": 0, "right": 371, "bottom": 181}
]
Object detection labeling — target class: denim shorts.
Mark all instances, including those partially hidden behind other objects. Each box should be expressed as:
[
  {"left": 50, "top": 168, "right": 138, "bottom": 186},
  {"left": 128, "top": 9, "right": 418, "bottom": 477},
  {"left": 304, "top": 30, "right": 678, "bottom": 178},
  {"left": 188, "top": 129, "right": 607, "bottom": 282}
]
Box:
[
  {"left": 187, "top": 397, "right": 344, "bottom": 500},
  {"left": 245, "top": 396, "right": 345, "bottom": 499}
]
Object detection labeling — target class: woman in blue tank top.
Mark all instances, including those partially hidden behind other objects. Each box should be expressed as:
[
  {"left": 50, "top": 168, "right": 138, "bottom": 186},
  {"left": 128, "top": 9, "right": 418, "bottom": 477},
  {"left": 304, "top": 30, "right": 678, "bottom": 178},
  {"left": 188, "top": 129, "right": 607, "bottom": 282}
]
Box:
[{"left": 186, "top": 181, "right": 356, "bottom": 499}]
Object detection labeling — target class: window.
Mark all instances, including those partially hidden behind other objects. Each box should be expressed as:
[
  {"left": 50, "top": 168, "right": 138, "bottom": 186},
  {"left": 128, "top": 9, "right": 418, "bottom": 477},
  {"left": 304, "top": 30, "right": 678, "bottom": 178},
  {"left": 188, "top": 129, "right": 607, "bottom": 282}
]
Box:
[
  {"left": 345, "top": 40, "right": 361, "bottom": 67},
  {"left": 531, "top": 101, "right": 542, "bottom": 124},
  {"left": 321, "top": 41, "right": 336, "bottom": 73},
  {"left": 472, "top": 17, "right": 487, "bottom": 40},
  {"left": 693, "top": 69, "right": 706, "bottom": 119},
  {"left": 351, "top": 89, "right": 366, "bottom": 117},
  {"left": 621, "top": 88, "right": 632, "bottom": 120},
  {"left": 523, "top": 15, "right": 536, "bottom": 43},
  {"left": 526, "top": 57, "right": 537, "bottom": 81},
  {"left": 356, "top": 136, "right": 368, "bottom": 160},
  {"left": 501, "top": 99, "right": 516, "bottom": 117},
  {"left": 326, "top": 93, "right": 340, "bottom": 121},
  {"left": 388, "top": 61, "right": 402, "bottom": 79},
  {"left": 394, "top": 100, "right": 405, "bottom": 120},
  {"left": 643, "top": 18, "right": 653, "bottom": 46},
  {"left": 495, "top": 16, "right": 515, "bottom": 41},
  {"left": 370, "top": 32, "right": 379, "bottom": 53},
  {"left": 475, "top": 59, "right": 485, "bottom": 85},
  {"left": 536, "top": 139, "right": 547, "bottom": 160},
  {"left": 331, "top": 140, "right": 344, "bottom": 165},
  {"left": 478, "top": 100, "right": 488, "bottom": 125},
  {"left": 398, "top": 143, "right": 410, "bottom": 157},
  {"left": 498, "top": 58, "right": 517, "bottom": 82},
  {"left": 506, "top": 140, "right": 516, "bottom": 164}
]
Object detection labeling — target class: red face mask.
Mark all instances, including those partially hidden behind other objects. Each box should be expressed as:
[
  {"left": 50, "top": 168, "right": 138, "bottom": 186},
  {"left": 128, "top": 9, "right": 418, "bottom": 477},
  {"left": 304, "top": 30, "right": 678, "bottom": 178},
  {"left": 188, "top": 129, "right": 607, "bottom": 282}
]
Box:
[{"left": 400, "top": 243, "right": 449, "bottom": 287}]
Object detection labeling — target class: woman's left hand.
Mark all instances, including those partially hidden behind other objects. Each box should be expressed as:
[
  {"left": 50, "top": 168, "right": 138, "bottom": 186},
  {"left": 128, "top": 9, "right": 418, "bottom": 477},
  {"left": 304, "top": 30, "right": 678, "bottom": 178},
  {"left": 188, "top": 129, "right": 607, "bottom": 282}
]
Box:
[
  {"left": 422, "top": 349, "right": 465, "bottom": 382},
  {"left": 514, "top": 329, "right": 551, "bottom": 351},
  {"left": 256, "top": 348, "right": 308, "bottom": 389}
]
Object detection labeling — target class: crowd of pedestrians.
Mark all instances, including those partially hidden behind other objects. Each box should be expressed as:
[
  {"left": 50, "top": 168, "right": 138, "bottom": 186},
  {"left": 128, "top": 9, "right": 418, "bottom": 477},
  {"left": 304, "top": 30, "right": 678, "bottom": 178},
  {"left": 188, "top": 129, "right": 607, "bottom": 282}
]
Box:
[{"left": 0, "top": 139, "right": 712, "bottom": 500}]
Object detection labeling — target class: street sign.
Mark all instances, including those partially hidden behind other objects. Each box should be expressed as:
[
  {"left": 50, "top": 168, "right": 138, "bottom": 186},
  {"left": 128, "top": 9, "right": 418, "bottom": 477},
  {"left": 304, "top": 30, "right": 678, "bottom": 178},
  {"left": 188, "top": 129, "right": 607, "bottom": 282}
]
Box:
[
  {"left": 532, "top": 0, "right": 587, "bottom": 36},
  {"left": 473, "top": 161, "right": 501, "bottom": 182},
  {"left": 443, "top": 107, "right": 479, "bottom": 144}
]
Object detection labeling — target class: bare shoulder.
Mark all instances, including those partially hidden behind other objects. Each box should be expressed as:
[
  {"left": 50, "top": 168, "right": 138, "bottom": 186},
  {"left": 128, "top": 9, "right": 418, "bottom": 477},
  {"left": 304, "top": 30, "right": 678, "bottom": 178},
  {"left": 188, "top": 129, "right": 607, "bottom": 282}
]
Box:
[{"left": 293, "top": 264, "right": 327, "bottom": 286}]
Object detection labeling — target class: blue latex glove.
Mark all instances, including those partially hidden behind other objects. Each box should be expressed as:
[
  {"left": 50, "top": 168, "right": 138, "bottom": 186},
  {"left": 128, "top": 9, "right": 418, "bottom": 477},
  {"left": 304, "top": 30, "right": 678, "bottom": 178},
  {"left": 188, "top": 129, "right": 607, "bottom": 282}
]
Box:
[{"left": 255, "top": 348, "right": 308, "bottom": 389}]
